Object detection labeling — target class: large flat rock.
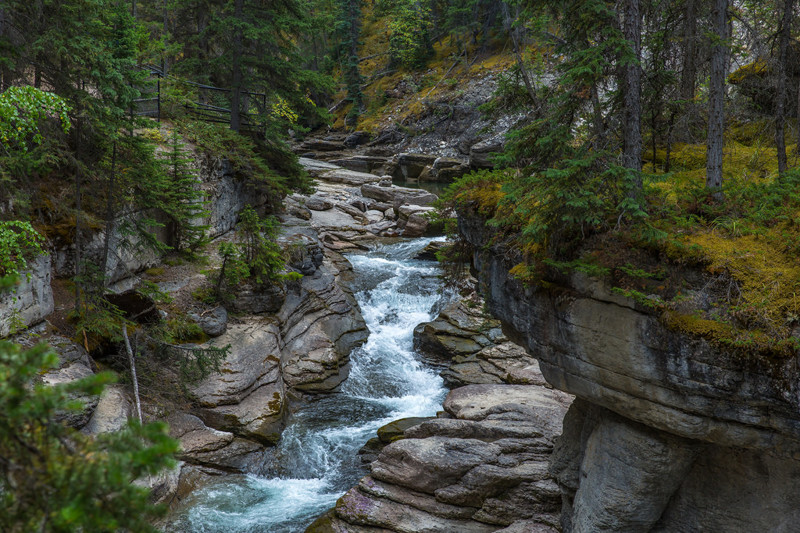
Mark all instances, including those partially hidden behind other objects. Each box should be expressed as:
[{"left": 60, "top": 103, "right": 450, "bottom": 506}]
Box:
[
  {"left": 314, "top": 383, "right": 572, "bottom": 532},
  {"left": 191, "top": 321, "right": 286, "bottom": 444}
]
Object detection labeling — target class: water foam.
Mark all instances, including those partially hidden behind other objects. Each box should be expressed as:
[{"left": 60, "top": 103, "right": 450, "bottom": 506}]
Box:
[{"left": 168, "top": 237, "right": 449, "bottom": 532}]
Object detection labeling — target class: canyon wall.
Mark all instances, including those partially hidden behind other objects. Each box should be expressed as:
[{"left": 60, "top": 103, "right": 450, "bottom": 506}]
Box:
[{"left": 459, "top": 212, "right": 800, "bottom": 532}]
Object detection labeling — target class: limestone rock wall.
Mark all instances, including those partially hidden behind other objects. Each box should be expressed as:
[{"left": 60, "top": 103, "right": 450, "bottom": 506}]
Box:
[
  {"left": 0, "top": 254, "right": 54, "bottom": 336},
  {"left": 459, "top": 212, "right": 800, "bottom": 532}
]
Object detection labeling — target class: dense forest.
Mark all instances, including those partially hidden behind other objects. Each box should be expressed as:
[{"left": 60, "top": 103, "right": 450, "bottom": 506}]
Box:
[{"left": 2, "top": 0, "right": 800, "bottom": 529}]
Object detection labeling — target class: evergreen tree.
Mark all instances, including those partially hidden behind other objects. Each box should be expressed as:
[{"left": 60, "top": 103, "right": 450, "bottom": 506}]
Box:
[
  {"left": 337, "top": 0, "right": 364, "bottom": 126},
  {"left": 0, "top": 276, "right": 178, "bottom": 532},
  {"left": 163, "top": 130, "right": 210, "bottom": 251}
]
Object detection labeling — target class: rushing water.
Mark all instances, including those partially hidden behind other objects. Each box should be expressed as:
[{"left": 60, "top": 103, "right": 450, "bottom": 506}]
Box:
[{"left": 168, "top": 237, "right": 450, "bottom": 532}]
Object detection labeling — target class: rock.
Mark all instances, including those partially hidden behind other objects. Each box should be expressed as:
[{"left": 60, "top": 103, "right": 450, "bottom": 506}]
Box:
[
  {"left": 82, "top": 385, "right": 132, "bottom": 435},
  {"left": 330, "top": 156, "right": 388, "bottom": 174},
  {"left": 299, "top": 157, "right": 341, "bottom": 176},
  {"left": 413, "top": 298, "right": 500, "bottom": 363},
  {"left": 279, "top": 249, "right": 368, "bottom": 393},
  {"left": 191, "top": 322, "right": 286, "bottom": 444},
  {"left": 361, "top": 183, "right": 438, "bottom": 207},
  {"left": 200, "top": 158, "right": 269, "bottom": 240},
  {"left": 336, "top": 202, "right": 369, "bottom": 224},
  {"left": 367, "top": 200, "right": 392, "bottom": 213},
  {"left": 0, "top": 254, "right": 54, "bottom": 336},
  {"left": 400, "top": 214, "right": 426, "bottom": 237},
  {"left": 364, "top": 210, "right": 384, "bottom": 224},
  {"left": 190, "top": 306, "right": 228, "bottom": 337},
  {"left": 320, "top": 168, "right": 383, "bottom": 186},
  {"left": 168, "top": 412, "right": 262, "bottom": 472},
  {"left": 305, "top": 195, "right": 335, "bottom": 211},
  {"left": 344, "top": 131, "right": 372, "bottom": 147},
  {"left": 429, "top": 158, "right": 470, "bottom": 182},
  {"left": 459, "top": 209, "right": 800, "bottom": 532},
  {"left": 432, "top": 157, "right": 465, "bottom": 172},
  {"left": 289, "top": 203, "right": 313, "bottom": 220},
  {"left": 377, "top": 417, "right": 432, "bottom": 444},
  {"left": 349, "top": 198, "right": 368, "bottom": 212},
  {"left": 358, "top": 417, "right": 434, "bottom": 465},
  {"left": 301, "top": 139, "right": 345, "bottom": 152},
  {"left": 39, "top": 334, "right": 99, "bottom": 429},
  {"left": 322, "top": 383, "right": 572, "bottom": 532},
  {"left": 413, "top": 240, "right": 447, "bottom": 261},
  {"left": 442, "top": 343, "right": 549, "bottom": 389},
  {"left": 231, "top": 283, "right": 286, "bottom": 315},
  {"left": 469, "top": 139, "right": 503, "bottom": 168},
  {"left": 397, "top": 153, "right": 438, "bottom": 180},
  {"left": 437, "top": 164, "right": 471, "bottom": 182}
]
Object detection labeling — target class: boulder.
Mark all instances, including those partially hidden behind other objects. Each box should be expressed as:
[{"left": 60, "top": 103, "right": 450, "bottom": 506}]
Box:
[
  {"left": 300, "top": 139, "right": 345, "bottom": 152},
  {"left": 430, "top": 157, "right": 470, "bottom": 182},
  {"left": 401, "top": 213, "right": 430, "bottom": 237},
  {"left": 413, "top": 240, "right": 447, "bottom": 261},
  {"left": 231, "top": 283, "right": 286, "bottom": 315},
  {"left": 305, "top": 195, "right": 335, "bottom": 211},
  {"left": 40, "top": 335, "right": 100, "bottom": 429},
  {"left": 168, "top": 412, "right": 262, "bottom": 472},
  {"left": 413, "top": 298, "right": 501, "bottom": 363},
  {"left": 397, "top": 152, "right": 438, "bottom": 180},
  {"left": 329, "top": 155, "right": 388, "bottom": 174},
  {"left": 320, "top": 383, "right": 572, "bottom": 532},
  {"left": 279, "top": 249, "right": 368, "bottom": 393},
  {"left": 319, "top": 168, "right": 383, "bottom": 186},
  {"left": 361, "top": 183, "right": 438, "bottom": 207},
  {"left": 344, "top": 131, "right": 372, "bottom": 147},
  {"left": 191, "top": 322, "right": 286, "bottom": 444},
  {"left": 190, "top": 306, "right": 228, "bottom": 337},
  {"left": 469, "top": 139, "right": 503, "bottom": 168},
  {"left": 82, "top": 385, "right": 132, "bottom": 435}
]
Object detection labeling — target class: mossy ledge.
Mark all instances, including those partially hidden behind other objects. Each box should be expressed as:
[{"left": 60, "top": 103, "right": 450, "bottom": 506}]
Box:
[{"left": 457, "top": 208, "right": 800, "bottom": 454}]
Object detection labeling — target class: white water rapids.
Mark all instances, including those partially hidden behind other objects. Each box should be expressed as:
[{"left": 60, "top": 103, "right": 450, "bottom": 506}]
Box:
[{"left": 168, "top": 237, "right": 450, "bottom": 532}]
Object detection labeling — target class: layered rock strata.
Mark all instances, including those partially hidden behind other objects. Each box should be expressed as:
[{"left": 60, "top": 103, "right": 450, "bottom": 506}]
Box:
[
  {"left": 459, "top": 212, "right": 800, "bottom": 532},
  {"left": 309, "top": 383, "right": 572, "bottom": 533}
]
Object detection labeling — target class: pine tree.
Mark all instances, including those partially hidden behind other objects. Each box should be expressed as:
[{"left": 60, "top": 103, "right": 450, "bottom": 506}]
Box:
[
  {"left": 0, "top": 276, "right": 178, "bottom": 532},
  {"left": 163, "top": 130, "right": 210, "bottom": 251}
]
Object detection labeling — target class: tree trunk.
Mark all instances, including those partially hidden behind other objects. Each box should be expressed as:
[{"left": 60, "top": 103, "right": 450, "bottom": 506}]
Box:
[
  {"left": 680, "top": 0, "right": 698, "bottom": 101},
  {"left": 503, "top": 3, "right": 537, "bottom": 104},
  {"left": 706, "top": 0, "right": 727, "bottom": 197},
  {"left": 622, "top": 0, "right": 643, "bottom": 190},
  {"left": 775, "top": 0, "right": 793, "bottom": 175},
  {"left": 230, "top": 0, "right": 244, "bottom": 132},
  {"left": 122, "top": 325, "right": 143, "bottom": 424},
  {"left": 101, "top": 141, "right": 116, "bottom": 286}
]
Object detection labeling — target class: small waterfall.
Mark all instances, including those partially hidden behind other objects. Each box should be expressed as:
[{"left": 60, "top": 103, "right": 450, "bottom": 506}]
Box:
[{"left": 169, "top": 237, "right": 449, "bottom": 532}]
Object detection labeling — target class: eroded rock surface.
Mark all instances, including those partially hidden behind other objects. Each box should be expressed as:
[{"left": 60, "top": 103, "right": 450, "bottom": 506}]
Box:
[
  {"left": 278, "top": 243, "right": 368, "bottom": 393},
  {"left": 313, "top": 383, "right": 573, "bottom": 533},
  {"left": 460, "top": 210, "right": 800, "bottom": 532},
  {"left": 0, "top": 254, "right": 54, "bottom": 336},
  {"left": 191, "top": 321, "right": 286, "bottom": 444}
]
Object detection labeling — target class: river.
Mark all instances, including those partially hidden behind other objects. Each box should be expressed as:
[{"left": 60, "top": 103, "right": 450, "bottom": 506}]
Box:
[{"left": 167, "top": 237, "right": 450, "bottom": 532}]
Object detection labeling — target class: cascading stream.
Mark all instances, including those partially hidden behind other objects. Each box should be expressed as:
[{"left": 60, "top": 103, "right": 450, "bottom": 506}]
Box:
[{"left": 169, "top": 237, "right": 449, "bottom": 532}]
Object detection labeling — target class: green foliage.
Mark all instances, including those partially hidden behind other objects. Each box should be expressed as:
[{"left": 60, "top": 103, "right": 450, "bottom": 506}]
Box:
[
  {"left": 162, "top": 131, "right": 210, "bottom": 251},
  {"left": 376, "top": 0, "right": 434, "bottom": 68},
  {"left": 0, "top": 277, "right": 178, "bottom": 532},
  {"left": 70, "top": 262, "right": 126, "bottom": 343},
  {"left": 237, "top": 206, "right": 290, "bottom": 285},
  {"left": 178, "top": 119, "right": 312, "bottom": 202},
  {"left": 0, "top": 221, "right": 45, "bottom": 278},
  {"left": 0, "top": 87, "right": 71, "bottom": 152}
]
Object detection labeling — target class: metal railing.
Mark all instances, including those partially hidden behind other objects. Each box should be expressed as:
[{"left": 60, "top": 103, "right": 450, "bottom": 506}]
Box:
[{"left": 131, "top": 65, "right": 268, "bottom": 133}]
